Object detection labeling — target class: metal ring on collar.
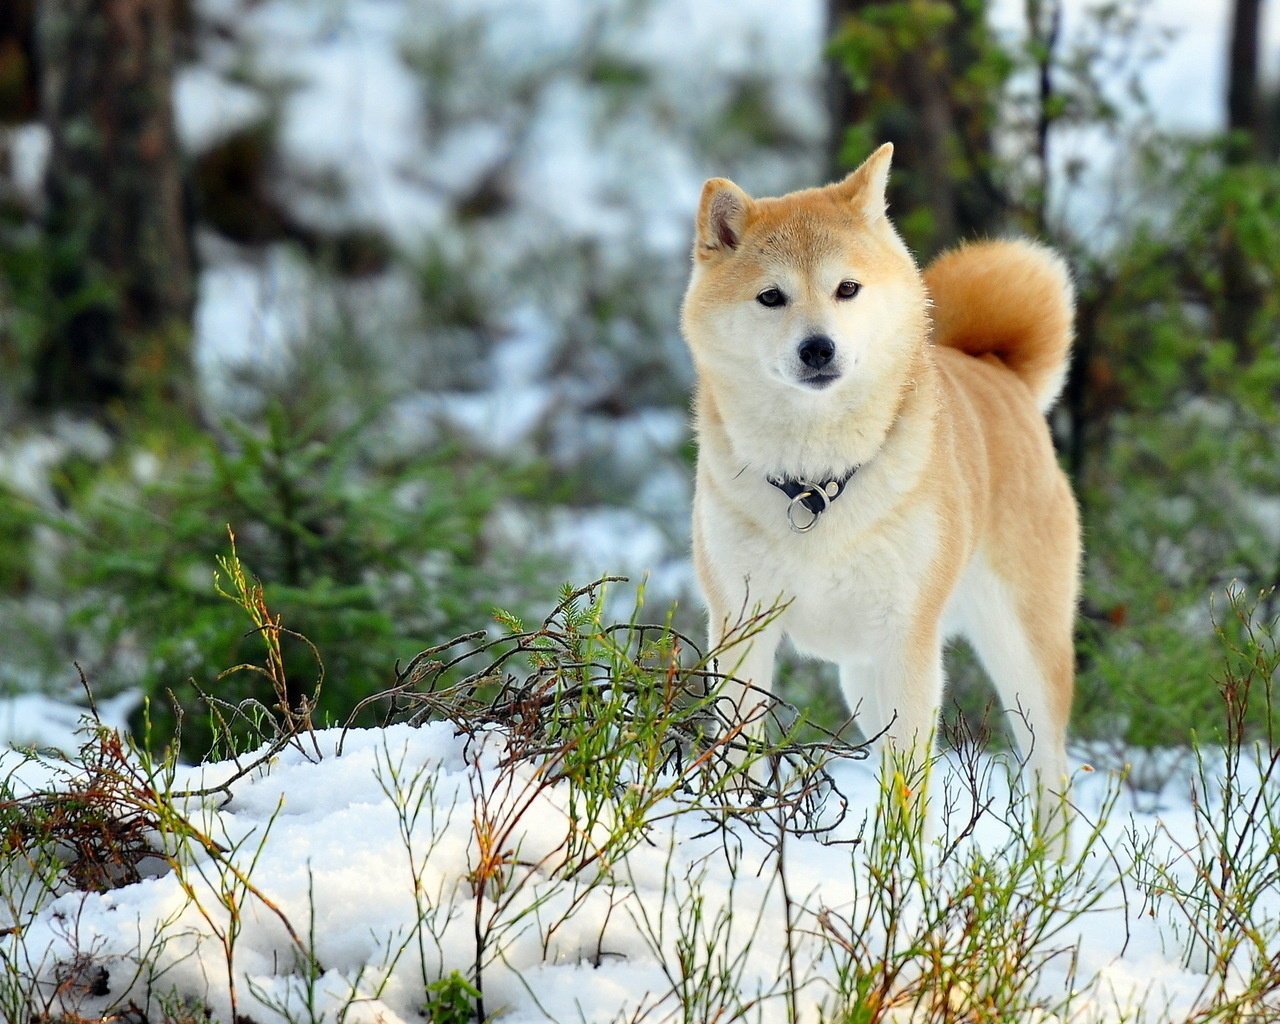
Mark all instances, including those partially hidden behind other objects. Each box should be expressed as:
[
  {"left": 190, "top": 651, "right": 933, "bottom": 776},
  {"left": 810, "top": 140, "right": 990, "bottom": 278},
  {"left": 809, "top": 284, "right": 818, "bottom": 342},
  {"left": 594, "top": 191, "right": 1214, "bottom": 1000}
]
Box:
[{"left": 785, "top": 482, "right": 829, "bottom": 533}]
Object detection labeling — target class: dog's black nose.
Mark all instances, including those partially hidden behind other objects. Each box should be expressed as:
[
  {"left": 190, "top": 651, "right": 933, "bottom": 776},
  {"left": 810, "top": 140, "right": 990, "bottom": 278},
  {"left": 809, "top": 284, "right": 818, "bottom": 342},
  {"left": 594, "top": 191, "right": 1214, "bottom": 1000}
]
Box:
[{"left": 798, "top": 334, "right": 836, "bottom": 370}]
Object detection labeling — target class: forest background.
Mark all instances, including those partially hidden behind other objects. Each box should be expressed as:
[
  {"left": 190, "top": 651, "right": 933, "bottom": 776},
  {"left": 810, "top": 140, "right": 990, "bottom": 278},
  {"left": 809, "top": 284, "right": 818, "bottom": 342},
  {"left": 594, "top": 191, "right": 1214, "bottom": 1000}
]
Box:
[{"left": 0, "top": 0, "right": 1277, "bottom": 767}]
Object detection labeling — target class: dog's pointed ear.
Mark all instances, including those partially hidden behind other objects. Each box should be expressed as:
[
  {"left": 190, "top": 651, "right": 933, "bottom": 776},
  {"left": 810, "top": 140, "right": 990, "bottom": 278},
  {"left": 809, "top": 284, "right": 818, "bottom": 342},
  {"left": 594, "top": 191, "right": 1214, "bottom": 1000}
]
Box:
[
  {"left": 696, "top": 178, "right": 753, "bottom": 257},
  {"left": 834, "top": 143, "right": 893, "bottom": 222}
]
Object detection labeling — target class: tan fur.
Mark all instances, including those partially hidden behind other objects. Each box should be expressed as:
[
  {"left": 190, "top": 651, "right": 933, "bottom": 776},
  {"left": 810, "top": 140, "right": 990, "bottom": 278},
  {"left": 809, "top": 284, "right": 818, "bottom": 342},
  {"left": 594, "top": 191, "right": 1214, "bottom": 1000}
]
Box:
[
  {"left": 682, "top": 144, "right": 1080, "bottom": 831},
  {"left": 926, "top": 239, "right": 1075, "bottom": 412}
]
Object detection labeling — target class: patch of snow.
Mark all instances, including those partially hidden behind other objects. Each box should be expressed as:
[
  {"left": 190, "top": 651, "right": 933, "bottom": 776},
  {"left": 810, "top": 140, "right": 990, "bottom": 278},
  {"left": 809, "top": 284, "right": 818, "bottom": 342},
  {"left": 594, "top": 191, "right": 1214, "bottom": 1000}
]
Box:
[
  {"left": 422, "top": 386, "right": 559, "bottom": 454},
  {"left": 387, "top": 312, "right": 563, "bottom": 455},
  {"left": 3, "top": 123, "right": 50, "bottom": 203},
  {"left": 0, "top": 434, "right": 66, "bottom": 504},
  {"left": 989, "top": 0, "right": 1280, "bottom": 135},
  {"left": 194, "top": 242, "right": 320, "bottom": 405},
  {"left": 0, "top": 691, "right": 141, "bottom": 753},
  {"left": 549, "top": 408, "right": 688, "bottom": 478},
  {"left": 2, "top": 724, "right": 1275, "bottom": 1023},
  {"left": 1248, "top": 493, "right": 1280, "bottom": 547},
  {"left": 489, "top": 503, "right": 693, "bottom": 612},
  {"left": 174, "top": 67, "right": 269, "bottom": 154},
  {"left": 0, "top": 418, "right": 112, "bottom": 505},
  {"left": 243, "top": 0, "right": 446, "bottom": 246},
  {"left": 424, "top": 121, "right": 513, "bottom": 195}
]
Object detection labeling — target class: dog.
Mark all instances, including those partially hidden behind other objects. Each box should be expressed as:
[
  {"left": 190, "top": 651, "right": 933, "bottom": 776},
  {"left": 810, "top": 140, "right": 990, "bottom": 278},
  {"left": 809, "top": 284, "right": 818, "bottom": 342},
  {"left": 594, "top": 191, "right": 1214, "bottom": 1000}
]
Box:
[{"left": 681, "top": 144, "right": 1078, "bottom": 826}]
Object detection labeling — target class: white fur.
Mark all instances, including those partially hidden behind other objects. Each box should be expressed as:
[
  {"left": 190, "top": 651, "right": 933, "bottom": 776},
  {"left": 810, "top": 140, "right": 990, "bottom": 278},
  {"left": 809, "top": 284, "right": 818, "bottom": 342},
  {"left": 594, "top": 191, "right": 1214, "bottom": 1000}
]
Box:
[
  {"left": 695, "top": 373, "right": 942, "bottom": 748},
  {"left": 944, "top": 554, "right": 1070, "bottom": 822}
]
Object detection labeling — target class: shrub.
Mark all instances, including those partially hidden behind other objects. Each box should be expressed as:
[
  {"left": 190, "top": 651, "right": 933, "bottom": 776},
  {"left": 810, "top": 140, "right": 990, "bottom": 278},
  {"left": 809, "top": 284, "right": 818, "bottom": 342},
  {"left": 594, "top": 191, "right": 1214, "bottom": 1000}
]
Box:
[{"left": 0, "top": 403, "right": 551, "bottom": 757}]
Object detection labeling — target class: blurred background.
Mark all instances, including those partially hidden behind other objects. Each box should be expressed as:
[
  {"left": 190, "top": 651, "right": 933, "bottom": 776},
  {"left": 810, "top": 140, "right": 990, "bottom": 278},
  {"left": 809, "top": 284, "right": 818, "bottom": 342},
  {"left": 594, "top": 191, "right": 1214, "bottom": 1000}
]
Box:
[{"left": 0, "top": 0, "right": 1276, "bottom": 768}]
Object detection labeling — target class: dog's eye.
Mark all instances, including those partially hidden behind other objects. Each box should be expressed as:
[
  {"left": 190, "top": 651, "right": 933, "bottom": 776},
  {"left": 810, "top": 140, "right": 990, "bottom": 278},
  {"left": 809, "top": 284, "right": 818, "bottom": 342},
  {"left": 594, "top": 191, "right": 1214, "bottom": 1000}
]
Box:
[
  {"left": 836, "top": 280, "right": 861, "bottom": 300},
  {"left": 756, "top": 288, "right": 787, "bottom": 308}
]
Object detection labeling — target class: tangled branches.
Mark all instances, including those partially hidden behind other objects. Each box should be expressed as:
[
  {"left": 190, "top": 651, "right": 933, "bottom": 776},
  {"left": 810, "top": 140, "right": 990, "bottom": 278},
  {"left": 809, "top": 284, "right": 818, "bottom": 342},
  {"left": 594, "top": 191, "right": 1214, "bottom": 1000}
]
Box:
[{"left": 341, "top": 577, "right": 869, "bottom": 844}]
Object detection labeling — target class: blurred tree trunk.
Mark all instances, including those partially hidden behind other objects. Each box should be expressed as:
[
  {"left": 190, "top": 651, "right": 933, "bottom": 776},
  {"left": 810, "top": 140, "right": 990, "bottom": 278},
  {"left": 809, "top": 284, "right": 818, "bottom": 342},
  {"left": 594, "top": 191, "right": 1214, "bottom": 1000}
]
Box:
[
  {"left": 32, "top": 0, "right": 195, "bottom": 419},
  {"left": 1227, "top": 0, "right": 1263, "bottom": 151},
  {"left": 1221, "top": 0, "right": 1265, "bottom": 358},
  {"left": 1025, "top": 0, "right": 1062, "bottom": 235},
  {"left": 826, "top": 0, "right": 1005, "bottom": 257},
  {"left": 0, "top": 1, "right": 38, "bottom": 124}
]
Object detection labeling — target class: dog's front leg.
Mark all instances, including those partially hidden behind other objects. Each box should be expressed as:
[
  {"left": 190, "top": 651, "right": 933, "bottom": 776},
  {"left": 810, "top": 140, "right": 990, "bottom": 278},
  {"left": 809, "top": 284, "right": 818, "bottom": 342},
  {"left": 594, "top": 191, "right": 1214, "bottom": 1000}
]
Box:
[
  {"left": 848, "top": 629, "right": 945, "bottom": 807},
  {"left": 705, "top": 613, "right": 782, "bottom": 769}
]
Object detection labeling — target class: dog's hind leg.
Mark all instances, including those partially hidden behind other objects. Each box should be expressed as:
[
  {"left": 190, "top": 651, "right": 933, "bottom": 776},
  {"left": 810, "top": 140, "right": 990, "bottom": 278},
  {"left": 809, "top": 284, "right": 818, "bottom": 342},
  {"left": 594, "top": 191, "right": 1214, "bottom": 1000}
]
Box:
[{"left": 960, "top": 561, "right": 1073, "bottom": 844}]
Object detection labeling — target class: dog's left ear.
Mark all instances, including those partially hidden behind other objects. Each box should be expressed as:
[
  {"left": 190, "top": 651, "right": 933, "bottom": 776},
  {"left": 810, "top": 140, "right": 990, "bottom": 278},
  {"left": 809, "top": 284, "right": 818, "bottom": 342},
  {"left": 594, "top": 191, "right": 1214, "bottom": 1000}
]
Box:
[{"left": 834, "top": 143, "right": 893, "bottom": 222}]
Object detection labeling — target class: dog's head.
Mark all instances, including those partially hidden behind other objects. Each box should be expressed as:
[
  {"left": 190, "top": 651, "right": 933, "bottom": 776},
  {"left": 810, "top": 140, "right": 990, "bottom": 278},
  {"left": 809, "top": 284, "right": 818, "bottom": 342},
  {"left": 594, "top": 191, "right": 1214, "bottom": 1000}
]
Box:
[{"left": 680, "top": 145, "right": 926, "bottom": 406}]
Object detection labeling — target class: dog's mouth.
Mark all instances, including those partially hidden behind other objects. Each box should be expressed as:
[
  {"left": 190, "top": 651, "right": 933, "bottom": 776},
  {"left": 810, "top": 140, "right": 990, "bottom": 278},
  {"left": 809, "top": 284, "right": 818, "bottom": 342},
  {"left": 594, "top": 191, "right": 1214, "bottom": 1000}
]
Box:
[{"left": 797, "top": 369, "right": 841, "bottom": 389}]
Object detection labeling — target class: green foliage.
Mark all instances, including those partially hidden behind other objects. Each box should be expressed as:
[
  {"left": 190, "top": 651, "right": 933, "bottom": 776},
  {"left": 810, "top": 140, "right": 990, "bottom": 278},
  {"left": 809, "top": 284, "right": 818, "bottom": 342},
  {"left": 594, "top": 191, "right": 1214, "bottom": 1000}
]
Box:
[
  {"left": 0, "top": 225, "right": 116, "bottom": 413},
  {"left": 828, "top": 0, "right": 1011, "bottom": 255},
  {"left": 382, "top": 577, "right": 831, "bottom": 860},
  {"left": 830, "top": 2, "right": 959, "bottom": 96},
  {"left": 419, "top": 240, "right": 490, "bottom": 332},
  {"left": 1125, "top": 591, "right": 1280, "bottom": 1000},
  {"left": 0, "top": 230, "right": 46, "bottom": 404},
  {"left": 423, "top": 971, "right": 482, "bottom": 1024},
  {"left": 0, "top": 484, "right": 32, "bottom": 592},
  {"left": 0, "top": 405, "right": 547, "bottom": 757},
  {"left": 1069, "top": 136, "right": 1280, "bottom": 748},
  {"left": 819, "top": 746, "right": 1108, "bottom": 1022}
]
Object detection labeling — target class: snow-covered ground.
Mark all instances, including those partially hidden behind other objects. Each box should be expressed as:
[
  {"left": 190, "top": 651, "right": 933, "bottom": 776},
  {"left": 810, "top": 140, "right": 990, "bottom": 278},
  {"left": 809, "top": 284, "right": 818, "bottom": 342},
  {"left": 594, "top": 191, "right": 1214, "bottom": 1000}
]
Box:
[
  {"left": 0, "top": 691, "right": 139, "bottom": 753},
  {"left": 2, "top": 719, "right": 1275, "bottom": 1023}
]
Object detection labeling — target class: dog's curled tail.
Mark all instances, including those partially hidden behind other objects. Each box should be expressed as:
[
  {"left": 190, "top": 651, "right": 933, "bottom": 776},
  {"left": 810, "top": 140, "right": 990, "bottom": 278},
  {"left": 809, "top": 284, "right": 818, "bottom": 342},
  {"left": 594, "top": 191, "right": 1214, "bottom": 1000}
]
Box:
[{"left": 924, "top": 239, "right": 1075, "bottom": 413}]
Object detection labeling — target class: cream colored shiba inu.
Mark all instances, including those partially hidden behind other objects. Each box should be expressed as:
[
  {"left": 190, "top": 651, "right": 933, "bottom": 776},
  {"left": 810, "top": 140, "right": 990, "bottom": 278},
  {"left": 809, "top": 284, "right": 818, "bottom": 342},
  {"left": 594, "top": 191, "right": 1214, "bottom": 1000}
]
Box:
[{"left": 681, "top": 144, "right": 1078, "bottom": 822}]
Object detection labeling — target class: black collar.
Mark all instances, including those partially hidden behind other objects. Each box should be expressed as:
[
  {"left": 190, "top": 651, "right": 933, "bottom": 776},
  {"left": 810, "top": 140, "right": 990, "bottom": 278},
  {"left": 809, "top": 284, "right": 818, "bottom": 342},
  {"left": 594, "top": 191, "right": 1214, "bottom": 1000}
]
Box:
[{"left": 766, "top": 468, "right": 858, "bottom": 533}]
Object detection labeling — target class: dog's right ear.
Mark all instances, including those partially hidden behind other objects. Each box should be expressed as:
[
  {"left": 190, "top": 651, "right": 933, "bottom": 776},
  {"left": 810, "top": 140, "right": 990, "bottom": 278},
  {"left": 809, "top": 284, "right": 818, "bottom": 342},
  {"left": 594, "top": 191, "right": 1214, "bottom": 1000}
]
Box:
[{"left": 696, "top": 178, "right": 753, "bottom": 257}]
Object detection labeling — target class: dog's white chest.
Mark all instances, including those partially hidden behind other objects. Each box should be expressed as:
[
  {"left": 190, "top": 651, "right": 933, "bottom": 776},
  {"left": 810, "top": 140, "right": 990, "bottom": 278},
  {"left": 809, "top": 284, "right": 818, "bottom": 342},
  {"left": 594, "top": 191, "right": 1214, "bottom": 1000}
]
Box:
[
  {"left": 782, "top": 535, "right": 933, "bottom": 659},
  {"left": 704, "top": 496, "right": 943, "bottom": 662}
]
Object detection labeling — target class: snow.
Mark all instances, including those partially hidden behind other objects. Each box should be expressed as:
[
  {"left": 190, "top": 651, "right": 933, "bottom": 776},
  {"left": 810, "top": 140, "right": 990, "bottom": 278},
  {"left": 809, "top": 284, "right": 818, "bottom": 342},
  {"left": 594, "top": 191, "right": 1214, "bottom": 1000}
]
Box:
[
  {"left": 184, "top": 0, "right": 825, "bottom": 377},
  {"left": 2, "top": 123, "right": 51, "bottom": 205},
  {"left": 193, "top": 243, "right": 322, "bottom": 406},
  {"left": 987, "top": 0, "right": 1280, "bottom": 135},
  {"left": 534, "top": 505, "right": 691, "bottom": 599},
  {"left": 2, "top": 719, "right": 1275, "bottom": 1023},
  {"left": 0, "top": 691, "right": 140, "bottom": 752},
  {"left": 174, "top": 67, "right": 268, "bottom": 154},
  {"left": 0, "top": 418, "right": 112, "bottom": 504},
  {"left": 266, "top": 6, "right": 445, "bottom": 245}
]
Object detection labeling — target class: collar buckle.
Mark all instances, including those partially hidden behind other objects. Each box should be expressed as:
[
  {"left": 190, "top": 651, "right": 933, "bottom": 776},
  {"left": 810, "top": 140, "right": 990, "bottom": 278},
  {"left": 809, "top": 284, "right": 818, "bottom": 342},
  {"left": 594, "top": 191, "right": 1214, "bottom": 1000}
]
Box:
[
  {"left": 785, "top": 481, "right": 828, "bottom": 533},
  {"left": 767, "top": 470, "right": 855, "bottom": 534}
]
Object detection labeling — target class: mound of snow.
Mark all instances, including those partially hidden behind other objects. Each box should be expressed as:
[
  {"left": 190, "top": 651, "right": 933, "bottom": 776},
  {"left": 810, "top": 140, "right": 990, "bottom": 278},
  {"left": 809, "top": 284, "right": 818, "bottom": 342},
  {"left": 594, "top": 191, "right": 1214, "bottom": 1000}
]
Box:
[{"left": 3, "top": 719, "right": 1275, "bottom": 1023}]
